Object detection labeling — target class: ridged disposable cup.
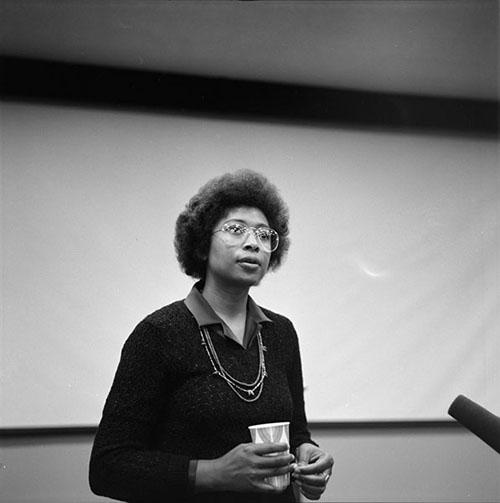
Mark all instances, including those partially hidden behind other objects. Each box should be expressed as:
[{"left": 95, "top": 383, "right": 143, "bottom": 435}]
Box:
[{"left": 248, "top": 421, "right": 290, "bottom": 490}]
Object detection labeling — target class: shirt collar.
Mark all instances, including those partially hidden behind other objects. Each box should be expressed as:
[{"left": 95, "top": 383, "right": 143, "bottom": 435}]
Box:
[{"left": 184, "top": 281, "right": 272, "bottom": 334}]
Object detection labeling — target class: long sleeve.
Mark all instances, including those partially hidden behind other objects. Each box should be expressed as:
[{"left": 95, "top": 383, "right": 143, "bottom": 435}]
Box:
[
  {"left": 89, "top": 321, "right": 191, "bottom": 502},
  {"left": 284, "top": 320, "right": 319, "bottom": 451}
]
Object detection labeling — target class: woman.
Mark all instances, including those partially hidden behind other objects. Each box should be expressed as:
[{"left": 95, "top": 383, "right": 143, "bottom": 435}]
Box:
[{"left": 89, "top": 170, "right": 333, "bottom": 502}]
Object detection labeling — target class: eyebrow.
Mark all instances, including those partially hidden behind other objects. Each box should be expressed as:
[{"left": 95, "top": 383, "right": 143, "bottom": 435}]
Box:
[{"left": 224, "top": 218, "right": 269, "bottom": 228}]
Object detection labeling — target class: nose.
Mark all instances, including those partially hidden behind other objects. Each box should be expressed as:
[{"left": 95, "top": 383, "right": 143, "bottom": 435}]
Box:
[{"left": 242, "top": 228, "right": 260, "bottom": 250}]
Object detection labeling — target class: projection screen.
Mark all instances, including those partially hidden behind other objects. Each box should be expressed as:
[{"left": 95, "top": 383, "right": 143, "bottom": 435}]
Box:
[{"left": 1, "top": 101, "right": 499, "bottom": 426}]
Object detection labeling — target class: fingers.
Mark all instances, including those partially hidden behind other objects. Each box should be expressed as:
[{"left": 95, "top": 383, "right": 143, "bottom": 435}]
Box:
[
  {"left": 293, "top": 455, "right": 332, "bottom": 501},
  {"left": 252, "top": 442, "right": 289, "bottom": 456},
  {"left": 265, "top": 462, "right": 295, "bottom": 478},
  {"left": 249, "top": 442, "right": 294, "bottom": 472},
  {"left": 255, "top": 453, "right": 295, "bottom": 484},
  {"left": 257, "top": 452, "right": 295, "bottom": 469},
  {"left": 294, "top": 453, "right": 334, "bottom": 475},
  {"left": 253, "top": 480, "right": 289, "bottom": 494},
  {"left": 296, "top": 481, "right": 324, "bottom": 500},
  {"left": 253, "top": 465, "right": 295, "bottom": 494},
  {"left": 294, "top": 471, "right": 329, "bottom": 486},
  {"left": 217, "top": 442, "right": 296, "bottom": 494},
  {"left": 294, "top": 471, "right": 330, "bottom": 500}
]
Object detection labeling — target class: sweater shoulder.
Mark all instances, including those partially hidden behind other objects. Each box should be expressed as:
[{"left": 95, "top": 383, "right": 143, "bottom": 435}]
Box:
[
  {"left": 126, "top": 301, "right": 198, "bottom": 352},
  {"left": 259, "top": 305, "right": 291, "bottom": 323},
  {"left": 140, "top": 300, "right": 195, "bottom": 330},
  {"left": 259, "top": 307, "right": 300, "bottom": 362},
  {"left": 259, "top": 306, "right": 295, "bottom": 331}
]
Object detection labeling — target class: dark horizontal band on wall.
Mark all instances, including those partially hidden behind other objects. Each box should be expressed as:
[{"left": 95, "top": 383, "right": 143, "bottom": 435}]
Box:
[
  {"left": 0, "top": 421, "right": 462, "bottom": 438},
  {"left": 309, "top": 420, "right": 462, "bottom": 430},
  {"left": 0, "top": 426, "right": 98, "bottom": 437},
  {"left": 1, "top": 56, "right": 498, "bottom": 135}
]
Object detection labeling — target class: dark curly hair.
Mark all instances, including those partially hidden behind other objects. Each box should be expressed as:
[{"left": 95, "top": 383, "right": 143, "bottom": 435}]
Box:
[{"left": 175, "top": 169, "right": 290, "bottom": 279}]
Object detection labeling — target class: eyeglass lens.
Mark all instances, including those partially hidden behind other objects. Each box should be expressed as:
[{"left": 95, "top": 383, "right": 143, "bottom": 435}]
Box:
[{"left": 222, "top": 224, "right": 279, "bottom": 252}]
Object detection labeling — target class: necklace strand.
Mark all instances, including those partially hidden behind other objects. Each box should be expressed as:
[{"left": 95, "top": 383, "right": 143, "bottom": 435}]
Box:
[
  {"left": 200, "top": 327, "right": 267, "bottom": 402},
  {"left": 203, "top": 327, "right": 265, "bottom": 387}
]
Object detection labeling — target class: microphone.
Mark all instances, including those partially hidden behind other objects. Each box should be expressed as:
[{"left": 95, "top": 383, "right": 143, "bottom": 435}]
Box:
[{"left": 448, "top": 395, "right": 500, "bottom": 454}]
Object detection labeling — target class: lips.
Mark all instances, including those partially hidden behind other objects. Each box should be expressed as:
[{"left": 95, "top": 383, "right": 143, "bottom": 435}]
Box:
[{"left": 237, "top": 257, "right": 260, "bottom": 266}]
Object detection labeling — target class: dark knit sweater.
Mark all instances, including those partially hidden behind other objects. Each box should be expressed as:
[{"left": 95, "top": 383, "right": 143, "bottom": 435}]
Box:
[{"left": 89, "top": 300, "right": 315, "bottom": 503}]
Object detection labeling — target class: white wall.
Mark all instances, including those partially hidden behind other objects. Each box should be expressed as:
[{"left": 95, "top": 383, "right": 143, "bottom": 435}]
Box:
[{"left": 312, "top": 426, "right": 500, "bottom": 502}]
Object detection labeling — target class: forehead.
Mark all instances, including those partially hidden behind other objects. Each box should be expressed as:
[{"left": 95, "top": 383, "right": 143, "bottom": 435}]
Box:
[{"left": 220, "top": 206, "right": 269, "bottom": 227}]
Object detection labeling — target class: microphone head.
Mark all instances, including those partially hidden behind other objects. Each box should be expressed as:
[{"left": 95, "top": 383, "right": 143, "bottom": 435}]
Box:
[
  {"left": 448, "top": 394, "right": 474, "bottom": 420},
  {"left": 448, "top": 394, "right": 500, "bottom": 454}
]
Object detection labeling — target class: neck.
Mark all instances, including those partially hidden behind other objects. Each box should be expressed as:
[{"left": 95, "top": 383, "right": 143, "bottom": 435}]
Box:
[{"left": 201, "top": 277, "right": 249, "bottom": 319}]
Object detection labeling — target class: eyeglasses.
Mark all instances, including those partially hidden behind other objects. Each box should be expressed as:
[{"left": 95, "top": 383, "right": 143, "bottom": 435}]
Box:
[{"left": 213, "top": 222, "right": 279, "bottom": 252}]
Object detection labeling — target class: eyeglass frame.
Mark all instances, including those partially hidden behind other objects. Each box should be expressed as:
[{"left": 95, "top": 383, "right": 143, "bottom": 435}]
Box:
[{"left": 213, "top": 222, "right": 280, "bottom": 252}]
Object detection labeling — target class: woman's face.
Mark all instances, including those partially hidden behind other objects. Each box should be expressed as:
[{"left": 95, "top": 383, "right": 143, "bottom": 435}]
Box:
[{"left": 205, "top": 206, "right": 272, "bottom": 289}]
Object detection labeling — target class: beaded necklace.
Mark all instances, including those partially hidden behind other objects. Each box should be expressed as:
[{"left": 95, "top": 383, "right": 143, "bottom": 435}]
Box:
[{"left": 199, "top": 326, "right": 267, "bottom": 402}]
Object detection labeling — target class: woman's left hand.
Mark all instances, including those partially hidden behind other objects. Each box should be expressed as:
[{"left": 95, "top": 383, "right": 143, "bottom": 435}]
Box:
[{"left": 292, "top": 443, "right": 334, "bottom": 500}]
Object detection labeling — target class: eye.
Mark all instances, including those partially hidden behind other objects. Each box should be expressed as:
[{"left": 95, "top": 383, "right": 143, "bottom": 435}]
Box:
[
  {"left": 256, "top": 228, "right": 272, "bottom": 241},
  {"left": 224, "top": 223, "right": 247, "bottom": 234}
]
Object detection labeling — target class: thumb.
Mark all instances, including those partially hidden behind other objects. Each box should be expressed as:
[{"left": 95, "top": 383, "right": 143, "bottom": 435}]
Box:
[{"left": 295, "top": 446, "right": 310, "bottom": 466}]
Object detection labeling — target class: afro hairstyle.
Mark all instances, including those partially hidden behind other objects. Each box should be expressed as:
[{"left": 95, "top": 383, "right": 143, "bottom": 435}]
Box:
[{"left": 174, "top": 169, "right": 290, "bottom": 279}]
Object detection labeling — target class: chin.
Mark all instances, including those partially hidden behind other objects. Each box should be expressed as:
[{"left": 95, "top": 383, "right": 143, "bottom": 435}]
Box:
[
  {"left": 245, "top": 273, "right": 266, "bottom": 288},
  {"left": 231, "top": 273, "right": 265, "bottom": 288},
  {"left": 251, "top": 275, "right": 266, "bottom": 287}
]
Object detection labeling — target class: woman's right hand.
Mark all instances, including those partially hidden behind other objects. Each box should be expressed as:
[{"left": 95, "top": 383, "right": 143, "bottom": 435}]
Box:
[{"left": 196, "top": 442, "right": 294, "bottom": 493}]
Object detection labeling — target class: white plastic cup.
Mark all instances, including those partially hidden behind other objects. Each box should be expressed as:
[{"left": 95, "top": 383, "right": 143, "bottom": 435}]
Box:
[{"left": 248, "top": 421, "right": 290, "bottom": 490}]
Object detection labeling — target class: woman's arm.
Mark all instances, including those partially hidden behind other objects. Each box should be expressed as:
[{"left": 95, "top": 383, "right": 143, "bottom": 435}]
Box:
[{"left": 89, "top": 321, "right": 190, "bottom": 502}]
